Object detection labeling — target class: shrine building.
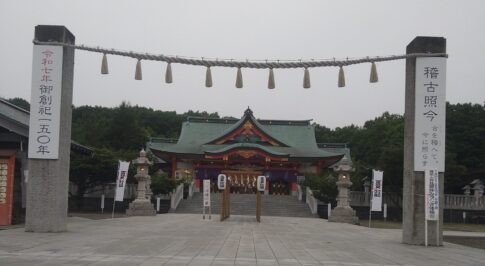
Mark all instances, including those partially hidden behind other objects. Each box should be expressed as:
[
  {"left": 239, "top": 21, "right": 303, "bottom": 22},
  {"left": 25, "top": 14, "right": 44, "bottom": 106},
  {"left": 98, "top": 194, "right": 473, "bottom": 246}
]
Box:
[{"left": 147, "top": 108, "right": 350, "bottom": 195}]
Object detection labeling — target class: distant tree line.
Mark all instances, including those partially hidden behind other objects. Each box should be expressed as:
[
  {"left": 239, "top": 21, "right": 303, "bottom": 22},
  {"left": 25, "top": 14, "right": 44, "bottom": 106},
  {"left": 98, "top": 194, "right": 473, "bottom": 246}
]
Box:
[{"left": 7, "top": 97, "right": 485, "bottom": 196}]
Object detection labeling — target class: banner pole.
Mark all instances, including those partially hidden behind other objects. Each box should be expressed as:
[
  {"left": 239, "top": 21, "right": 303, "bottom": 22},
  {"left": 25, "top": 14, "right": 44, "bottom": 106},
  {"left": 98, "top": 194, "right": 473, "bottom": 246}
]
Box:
[
  {"left": 369, "top": 177, "right": 373, "bottom": 228},
  {"left": 112, "top": 161, "right": 120, "bottom": 219}
]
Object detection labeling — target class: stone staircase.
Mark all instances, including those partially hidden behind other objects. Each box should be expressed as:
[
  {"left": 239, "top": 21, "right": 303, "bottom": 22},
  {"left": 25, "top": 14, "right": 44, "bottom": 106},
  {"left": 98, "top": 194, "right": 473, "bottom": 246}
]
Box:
[{"left": 174, "top": 192, "right": 314, "bottom": 217}]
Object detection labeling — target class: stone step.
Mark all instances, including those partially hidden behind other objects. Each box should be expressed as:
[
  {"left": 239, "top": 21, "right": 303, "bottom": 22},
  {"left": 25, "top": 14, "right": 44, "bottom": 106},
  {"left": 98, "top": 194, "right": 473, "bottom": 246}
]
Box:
[{"left": 175, "top": 193, "right": 313, "bottom": 217}]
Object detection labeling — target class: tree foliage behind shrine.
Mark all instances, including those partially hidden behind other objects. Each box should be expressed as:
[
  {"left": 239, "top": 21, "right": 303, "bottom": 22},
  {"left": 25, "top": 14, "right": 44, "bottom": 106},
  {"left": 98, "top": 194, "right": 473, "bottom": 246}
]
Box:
[{"left": 7, "top": 98, "right": 485, "bottom": 195}]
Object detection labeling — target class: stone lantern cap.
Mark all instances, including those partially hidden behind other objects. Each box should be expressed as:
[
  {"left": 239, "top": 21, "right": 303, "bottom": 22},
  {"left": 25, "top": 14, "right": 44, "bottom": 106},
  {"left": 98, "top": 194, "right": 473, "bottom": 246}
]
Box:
[
  {"left": 132, "top": 149, "right": 153, "bottom": 166},
  {"left": 333, "top": 155, "right": 354, "bottom": 173},
  {"left": 470, "top": 179, "right": 483, "bottom": 189}
]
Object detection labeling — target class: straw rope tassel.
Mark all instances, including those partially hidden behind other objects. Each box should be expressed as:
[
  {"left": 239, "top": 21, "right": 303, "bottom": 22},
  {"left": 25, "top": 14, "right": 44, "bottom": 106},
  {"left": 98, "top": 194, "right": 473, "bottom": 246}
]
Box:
[
  {"left": 101, "top": 53, "right": 108, "bottom": 74},
  {"left": 303, "top": 68, "right": 311, "bottom": 89},
  {"left": 205, "top": 66, "right": 213, "bottom": 87},
  {"left": 338, "top": 66, "right": 345, "bottom": 87},
  {"left": 370, "top": 62, "right": 378, "bottom": 83},
  {"left": 268, "top": 68, "right": 275, "bottom": 89},
  {"left": 135, "top": 59, "right": 142, "bottom": 80},
  {"left": 236, "top": 67, "right": 243, "bottom": 88},
  {"left": 165, "top": 62, "right": 173, "bottom": 84}
]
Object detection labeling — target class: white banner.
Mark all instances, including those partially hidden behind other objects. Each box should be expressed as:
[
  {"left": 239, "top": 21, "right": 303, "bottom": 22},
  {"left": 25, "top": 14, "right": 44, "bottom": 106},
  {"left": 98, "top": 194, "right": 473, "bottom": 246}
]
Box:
[
  {"left": 425, "top": 168, "right": 440, "bottom": 221},
  {"left": 28, "top": 45, "right": 63, "bottom": 159},
  {"left": 371, "top": 170, "right": 384, "bottom": 212},
  {"left": 414, "top": 57, "right": 446, "bottom": 171},
  {"left": 203, "top": 179, "right": 211, "bottom": 207},
  {"left": 114, "top": 161, "right": 130, "bottom": 202}
]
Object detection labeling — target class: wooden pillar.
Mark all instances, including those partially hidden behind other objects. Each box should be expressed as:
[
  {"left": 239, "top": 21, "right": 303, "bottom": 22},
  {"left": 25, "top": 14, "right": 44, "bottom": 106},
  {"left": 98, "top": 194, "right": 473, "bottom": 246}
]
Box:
[
  {"left": 171, "top": 156, "right": 177, "bottom": 178},
  {"left": 256, "top": 190, "right": 261, "bottom": 222}
]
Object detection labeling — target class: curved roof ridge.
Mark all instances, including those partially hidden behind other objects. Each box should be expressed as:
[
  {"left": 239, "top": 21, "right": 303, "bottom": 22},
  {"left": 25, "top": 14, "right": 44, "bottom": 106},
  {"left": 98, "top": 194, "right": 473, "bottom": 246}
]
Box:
[{"left": 204, "top": 109, "right": 290, "bottom": 147}]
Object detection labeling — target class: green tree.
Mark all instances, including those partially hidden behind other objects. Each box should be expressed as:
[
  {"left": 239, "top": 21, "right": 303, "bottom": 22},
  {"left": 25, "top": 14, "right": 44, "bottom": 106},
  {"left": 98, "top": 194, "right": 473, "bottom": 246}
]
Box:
[
  {"left": 6, "top": 97, "right": 30, "bottom": 111},
  {"left": 150, "top": 172, "right": 177, "bottom": 195}
]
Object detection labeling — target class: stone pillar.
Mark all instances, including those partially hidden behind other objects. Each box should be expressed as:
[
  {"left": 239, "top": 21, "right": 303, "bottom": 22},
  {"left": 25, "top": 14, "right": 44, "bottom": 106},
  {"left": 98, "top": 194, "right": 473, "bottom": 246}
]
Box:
[
  {"left": 403, "top": 36, "right": 446, "bottom": 245},
  {"left": 328, "top": 156, "right": 359, "bottom": 224},
  {"left": 126, "top": 149, "right": 156, "bottom": 216},
  {"left": 25, "top": 26, "right": 75, "bottom": 232}
]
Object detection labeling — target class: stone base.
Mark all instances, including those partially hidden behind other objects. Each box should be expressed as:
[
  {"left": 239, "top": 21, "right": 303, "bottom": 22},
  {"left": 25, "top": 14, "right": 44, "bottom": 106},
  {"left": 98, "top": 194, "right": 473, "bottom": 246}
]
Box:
[
  {"left": 126, "top": 200, "right": 156, "bottom": 216},
  {"left": 328, "top": 206, "right": 359, "bottom": 225}
]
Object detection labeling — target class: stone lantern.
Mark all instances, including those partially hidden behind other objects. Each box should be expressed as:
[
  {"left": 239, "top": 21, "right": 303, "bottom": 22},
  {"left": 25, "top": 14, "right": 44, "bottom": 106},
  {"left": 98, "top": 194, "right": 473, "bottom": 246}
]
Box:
[
  {"left": 328, "top": 155, "right": 359, "bottom": 224},
  {"left": 126, "top": 149, "right": 156, "bottom": 216},
  {"left": 470, "top": 179, "right": 484, "bottom": 197}
]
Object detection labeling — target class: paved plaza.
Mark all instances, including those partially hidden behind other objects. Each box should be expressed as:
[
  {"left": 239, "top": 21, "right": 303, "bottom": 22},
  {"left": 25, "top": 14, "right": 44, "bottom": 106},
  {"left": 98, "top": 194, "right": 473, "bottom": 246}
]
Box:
[{"left": 0, "top": 214, "right": 484, "bottom": 266}]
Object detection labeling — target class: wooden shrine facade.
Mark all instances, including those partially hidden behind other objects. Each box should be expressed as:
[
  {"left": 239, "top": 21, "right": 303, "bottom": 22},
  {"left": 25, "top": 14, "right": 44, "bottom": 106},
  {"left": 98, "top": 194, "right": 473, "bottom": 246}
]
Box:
[{"left": 148, "top": 108, "right": 350, "bottom": 195}]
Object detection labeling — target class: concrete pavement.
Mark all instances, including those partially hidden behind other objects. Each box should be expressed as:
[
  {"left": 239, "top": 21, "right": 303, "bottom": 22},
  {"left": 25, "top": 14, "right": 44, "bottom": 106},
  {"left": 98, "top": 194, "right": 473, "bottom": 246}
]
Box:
[{"left": 0, "top": 214, "right": 484, "bottom": 265}]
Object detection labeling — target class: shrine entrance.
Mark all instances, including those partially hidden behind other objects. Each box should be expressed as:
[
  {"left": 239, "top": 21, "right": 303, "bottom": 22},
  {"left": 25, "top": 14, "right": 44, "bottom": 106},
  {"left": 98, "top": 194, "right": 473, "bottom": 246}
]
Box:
[
  {"left": 222, "top": 169, "right": 261, "bottom": 194},
  {"left": 218, "top": 173, "right": 265, "bottom": 222}
]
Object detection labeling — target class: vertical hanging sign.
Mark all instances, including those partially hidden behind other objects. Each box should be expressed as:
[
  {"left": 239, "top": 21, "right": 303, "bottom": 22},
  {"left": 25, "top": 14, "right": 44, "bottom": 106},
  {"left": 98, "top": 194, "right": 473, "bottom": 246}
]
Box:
[
  {"left": 203, "top": 179, "right": 211, "bottom": 207},
  {"left": 425, "top": 169, "right": 440, "bottom": 221},
  {"left": 28, "top": 45, "right": 63, "bottom": 159},
  {"left": 371, "top": 170, "right": 383, "bottom": 212},
  {"left": 414, "top": 57, "right": 446, "bottom": 171},
  {"left": 114, "top": 161, "right": 130, "bottom": 202}
]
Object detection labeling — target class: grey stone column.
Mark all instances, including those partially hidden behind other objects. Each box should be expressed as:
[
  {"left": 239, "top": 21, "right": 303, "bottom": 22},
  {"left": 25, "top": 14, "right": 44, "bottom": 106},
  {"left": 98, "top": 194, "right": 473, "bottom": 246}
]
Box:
[
  {"left": 25, "top": 26, "right": 75, "bottom": 232},
  {"left": 402, "top": 36, "right": 446, "bottom": 245}
]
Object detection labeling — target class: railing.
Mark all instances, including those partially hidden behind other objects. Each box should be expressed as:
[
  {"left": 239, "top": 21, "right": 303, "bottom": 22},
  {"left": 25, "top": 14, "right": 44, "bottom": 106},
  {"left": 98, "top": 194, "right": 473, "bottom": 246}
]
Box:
[
  {"left": 349, "top": 191, "right": 369, "bottom": 206},
  {"left": 170, "top": 183, "right": 184, "bottom": 210},
  {"left": 349, "top": 191, "right": 485, "bottom": 210},
  {"left": 188, "top": 181, "right": 195, "bottom": 199},
  {"left": 445, "top": 194, "right": 485, "bottom": 210},
  {"left": 296, "top": 184, "right": 303, "bottom": 201},
  {"left": 306, "top": 187, "right": 318, "bottom": 215}
]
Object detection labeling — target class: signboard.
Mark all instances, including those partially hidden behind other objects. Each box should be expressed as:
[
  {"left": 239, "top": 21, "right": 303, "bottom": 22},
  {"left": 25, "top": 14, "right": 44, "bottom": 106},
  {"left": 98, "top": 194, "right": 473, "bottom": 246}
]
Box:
[
  {"left": 203, "top": 179, "right": 211, "bottom": 207},
  {"left": 414, "top": 57, "right": 446, "bottom": 171},
  {"left": 217, "top": 174, "right": 226, "bottom": 190},
  {"left": 114, "top": 161, "right": 130, "bottom": 202},
  {"left": 425, "top": 168, "right": 440, "bottom": 221},
  {"left": 371, "top": 170, "right": 383, "bottom": 211},
  {"left": 28, "top": 45, "right": 63, "bottom": 159},
  {"left": 257, "top": 176, "right": 266, "bottom": 192},
  {"left": 0, "top": 155, "right": 15, "bottom": 226}
]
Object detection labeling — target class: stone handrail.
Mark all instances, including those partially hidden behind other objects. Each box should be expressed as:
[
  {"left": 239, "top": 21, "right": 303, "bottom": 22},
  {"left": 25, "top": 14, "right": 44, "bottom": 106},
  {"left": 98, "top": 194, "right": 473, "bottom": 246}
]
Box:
[
  {"left": 445, "top": 194, "right": 485, "bottom": 210},
  {"left": 349, "top": 191, "right": 485, "bottom": 210},
  {"left": 296, "top": 184, "right": 303, "bottom": 201},
  {"left": 306, "top": 187, "right": 318, "bottom": 215},
  {"left": 170, "top": 183, "right": 184, "bottom": 210},
  {"left": 188, "top": 181, "right": 195, "bottom": 199}
]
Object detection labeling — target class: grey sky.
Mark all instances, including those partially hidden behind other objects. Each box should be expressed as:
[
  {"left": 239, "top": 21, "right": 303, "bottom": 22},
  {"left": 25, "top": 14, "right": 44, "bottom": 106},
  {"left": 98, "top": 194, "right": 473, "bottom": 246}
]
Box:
[{"left": 1, "top": 0, "right": 484, "bottom": 128}]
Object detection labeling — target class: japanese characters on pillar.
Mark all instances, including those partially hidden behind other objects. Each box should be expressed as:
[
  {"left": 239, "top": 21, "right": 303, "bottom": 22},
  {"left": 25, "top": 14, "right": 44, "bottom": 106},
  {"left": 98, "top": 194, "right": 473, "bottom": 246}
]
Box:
[
  {"left": 425, "top": 169, "right": 440, "bottom": 220},
  {"left": 414, "top": 57, "right": 447, "bottom": 172},
  {"left": 28, "top": 45, "right": 63, "bottom": 159}
]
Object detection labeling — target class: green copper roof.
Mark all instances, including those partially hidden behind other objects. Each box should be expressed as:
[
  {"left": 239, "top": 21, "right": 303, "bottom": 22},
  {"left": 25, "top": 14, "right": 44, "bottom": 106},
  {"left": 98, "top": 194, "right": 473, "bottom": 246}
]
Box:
[{"left": 147, "top": 109, "right": 346, "bottom": 161}]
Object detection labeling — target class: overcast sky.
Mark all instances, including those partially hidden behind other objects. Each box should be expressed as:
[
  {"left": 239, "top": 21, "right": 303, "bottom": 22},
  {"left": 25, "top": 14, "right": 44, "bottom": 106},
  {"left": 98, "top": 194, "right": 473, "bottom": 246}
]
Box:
[{"left": 1, "top": 0, "right": 484, "bottom": 128}]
